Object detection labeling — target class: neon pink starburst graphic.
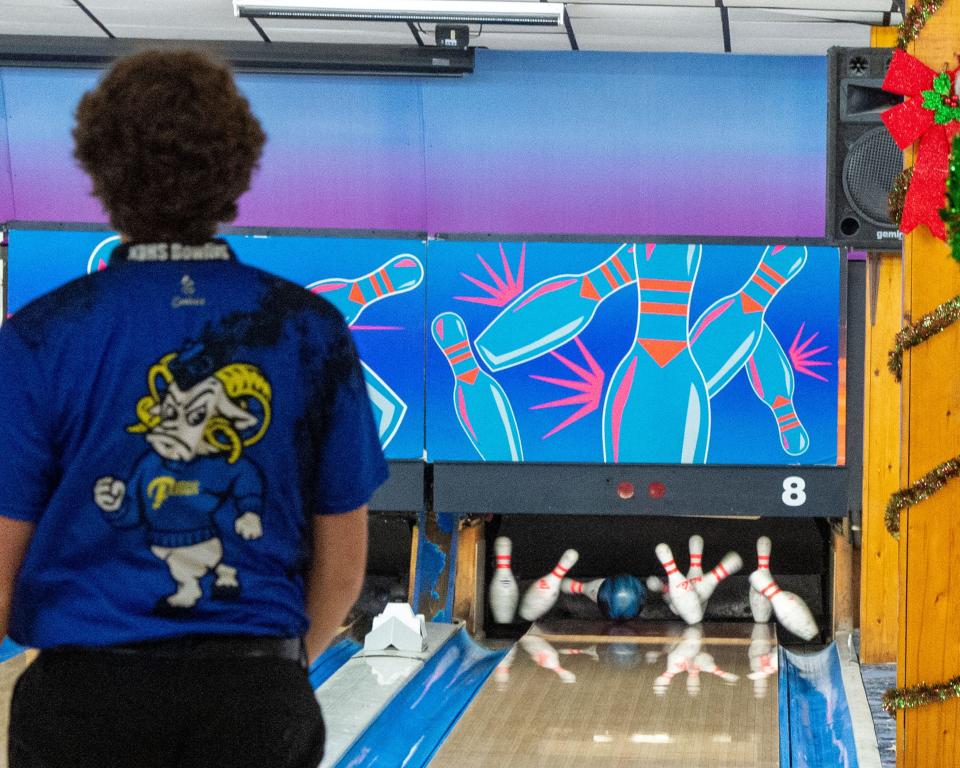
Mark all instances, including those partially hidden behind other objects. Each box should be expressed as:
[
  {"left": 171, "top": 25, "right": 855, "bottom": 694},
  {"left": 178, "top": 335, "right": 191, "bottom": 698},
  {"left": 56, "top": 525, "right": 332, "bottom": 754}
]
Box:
[
  {"left": 789, "top": 322, "right": 831, "bottom": 382},
  {"left": 529, "top": 337, "right": 605, "bottom": 439},
  {"left": 454, "top": 243, "right": 525, "bottom": 307}
]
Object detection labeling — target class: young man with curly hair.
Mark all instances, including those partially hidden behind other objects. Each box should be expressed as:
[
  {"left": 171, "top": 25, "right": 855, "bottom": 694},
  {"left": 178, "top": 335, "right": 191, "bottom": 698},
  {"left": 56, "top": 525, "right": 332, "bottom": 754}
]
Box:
[{"left": 0, "top": 49, "right": 387, "bottom": 767}]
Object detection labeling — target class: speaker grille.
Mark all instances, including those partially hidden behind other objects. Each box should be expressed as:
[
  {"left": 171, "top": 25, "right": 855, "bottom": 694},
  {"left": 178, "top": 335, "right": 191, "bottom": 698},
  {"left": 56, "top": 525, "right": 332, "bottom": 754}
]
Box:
[{"left": 841, "top": 127, "right": 902, "bottom": 227}]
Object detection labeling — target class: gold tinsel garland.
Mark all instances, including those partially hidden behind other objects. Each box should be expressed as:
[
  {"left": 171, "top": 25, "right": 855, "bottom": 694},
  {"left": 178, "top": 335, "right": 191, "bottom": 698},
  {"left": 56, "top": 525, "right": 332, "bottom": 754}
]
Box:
[
  {"left": 888, "top": 294, "right": 960, "bottom": 381},
  {"left": 884, "top": 455, "right": 960, "bottom": 537},
  {"left": 889, "top": 167, "right": 914, "bottom": 227},
  {"left": 897, "top": 0, "right": 946, "bottom": 50},
  {"left": 883, "top": 675, "right": 960, "bottom": 714}
]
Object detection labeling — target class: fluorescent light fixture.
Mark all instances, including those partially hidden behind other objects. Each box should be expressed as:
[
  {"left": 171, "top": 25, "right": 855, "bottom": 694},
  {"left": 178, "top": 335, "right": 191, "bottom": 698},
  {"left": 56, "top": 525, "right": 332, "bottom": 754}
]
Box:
[{"left": 234, "top": 0, "right": 566, "bottom": 27}]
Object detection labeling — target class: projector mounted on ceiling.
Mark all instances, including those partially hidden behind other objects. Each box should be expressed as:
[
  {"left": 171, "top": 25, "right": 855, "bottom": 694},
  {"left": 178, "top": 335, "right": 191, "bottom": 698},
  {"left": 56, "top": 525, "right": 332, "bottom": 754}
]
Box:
[{"left": 234, "top": 0, "right": 566, "bottom": 27}]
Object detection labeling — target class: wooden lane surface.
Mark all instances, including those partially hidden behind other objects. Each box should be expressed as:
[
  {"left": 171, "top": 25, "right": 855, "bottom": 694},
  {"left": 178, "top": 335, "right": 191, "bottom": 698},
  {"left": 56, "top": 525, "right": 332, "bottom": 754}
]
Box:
[
  {"left": 432, "top": 622, "right": 777, "bottom": 768},
  {"left": 900, "top": 2, "right": 960, "bottom": 765}
]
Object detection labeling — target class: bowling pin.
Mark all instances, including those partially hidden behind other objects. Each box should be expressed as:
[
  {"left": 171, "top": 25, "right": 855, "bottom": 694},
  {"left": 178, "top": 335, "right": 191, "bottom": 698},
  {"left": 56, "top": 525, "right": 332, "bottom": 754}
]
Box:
[
  {"left": 494, "top": 644, "right": 517, "bottom": 684},
  {"left": 520, "top": 633, "right": 576, "bottom": 683},
  {"left": 749, "top": 570, "right": 818, "bottom": 641},
  {"left": 362, "top": 360, "right": 408, "bottom": 449},
  {"left": 518, "top": 549, "right": 579, "bottom": 622},
  {"left": 602, "top": 244, "right": 710, "bottom": 464},
  {"left": 307, "top": 254, "right": 424, "bottom": 326},
  {"left": 489, "top": 537, "right": 519, "bottom": 624},
  {"left": 690, "top": 245, "right": 808, "bottom": 397},
  {"left": 694, "top": 651, "right": 740, "bottom": 684},
  {"left": 687, "top": 535, "right": 704, "bottom": 584},
  {"left": 646, "top": 576, "right": 678, "bottom": 615},
  {"left": 474, "top": 244, "right": 636, "bottom": 371},
  {"left": 749, "top": 536, "right": 774, "bottom": 623},
  {"left": 654, "top": 543, "right": 703, "bottom": 625},
  {"left": 561, "top": 577, "right": 605, "bottom": 603},
  {"left": 746, "top": 325, "right": 810, "bottom": 456},
  {"left": 432, "top": 312, "right": 523, "bottom": 462},
  {"left": 695, "top": 551, "right": 743, "bottom": 604}
]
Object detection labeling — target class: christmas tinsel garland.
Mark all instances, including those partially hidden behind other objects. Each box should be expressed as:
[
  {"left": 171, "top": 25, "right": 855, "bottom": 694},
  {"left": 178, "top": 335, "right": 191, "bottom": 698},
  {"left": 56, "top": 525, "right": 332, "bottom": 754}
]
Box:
[
  {"left": 898, "top": 0, "right": 946, "bottom": 50},
  {"left": 883, "top": 675, "right": 960, "bottom": 714}
]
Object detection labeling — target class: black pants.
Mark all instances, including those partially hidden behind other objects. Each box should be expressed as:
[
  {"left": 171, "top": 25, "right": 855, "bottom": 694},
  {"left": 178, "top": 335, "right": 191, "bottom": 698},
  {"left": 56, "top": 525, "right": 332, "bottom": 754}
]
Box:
[{"left": 9, "top": 648, "right": 325, "bottom": 768}]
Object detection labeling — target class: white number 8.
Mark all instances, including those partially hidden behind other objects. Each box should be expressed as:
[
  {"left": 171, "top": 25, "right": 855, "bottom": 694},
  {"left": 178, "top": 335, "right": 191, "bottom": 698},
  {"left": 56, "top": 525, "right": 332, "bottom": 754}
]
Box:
[{"left": 782, "top": 476, "right": 806, "bottom": 507}]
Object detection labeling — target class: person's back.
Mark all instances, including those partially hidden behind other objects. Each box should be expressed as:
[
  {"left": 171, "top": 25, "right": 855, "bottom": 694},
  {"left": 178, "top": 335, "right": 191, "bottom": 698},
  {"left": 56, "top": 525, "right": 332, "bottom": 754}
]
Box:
[{"left": 0, "top": 50, "right": 387, "bottom": 768}]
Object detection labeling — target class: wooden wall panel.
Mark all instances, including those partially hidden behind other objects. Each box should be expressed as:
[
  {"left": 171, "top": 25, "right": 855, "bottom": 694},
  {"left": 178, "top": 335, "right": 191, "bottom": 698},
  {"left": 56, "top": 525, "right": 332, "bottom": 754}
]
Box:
[
  {"left": 899, "top": 3, "right": 960, "bottom": 765},
  {"left": 860, "top": 254, "right": 901, "bottom": 663}
]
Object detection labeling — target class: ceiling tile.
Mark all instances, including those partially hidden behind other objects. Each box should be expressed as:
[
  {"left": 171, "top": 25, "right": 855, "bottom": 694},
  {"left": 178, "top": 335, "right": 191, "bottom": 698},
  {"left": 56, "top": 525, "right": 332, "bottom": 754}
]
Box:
[
  {"left": 82, "top": 0, "right": 260, "bottom": 40},
  {"left": 0, "top": 1, "right": 106, "bottom": 37}
]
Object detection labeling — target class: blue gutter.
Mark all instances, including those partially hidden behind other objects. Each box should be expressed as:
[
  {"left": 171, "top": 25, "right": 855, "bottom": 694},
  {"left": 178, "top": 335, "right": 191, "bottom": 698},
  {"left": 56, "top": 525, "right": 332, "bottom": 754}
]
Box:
[
  {"left": 335, "top": 627, "right": 506, "bottom": 767},
  {"left": 309, "top": 638, "right": 363, "bottom": 690},
  {"left": 779, "top": 643, "right": 859, "bottom": 768}
]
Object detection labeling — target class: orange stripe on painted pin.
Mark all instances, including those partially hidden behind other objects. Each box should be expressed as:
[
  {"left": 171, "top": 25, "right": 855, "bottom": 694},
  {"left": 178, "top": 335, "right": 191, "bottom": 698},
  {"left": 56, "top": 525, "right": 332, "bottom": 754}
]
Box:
[
  {"left": 443, "top": 340, "right": 470, "bottom": 355},
  {"left": 600, "top": 264, "right": 619, "bottom": 289},
  {"left": 379, "top": 268, "right": 395, "bottom": 293},
  {"left": 759, "top": 262, "right": 786, "bottom": 285},
  {"left": 637, "top": 278, "right": 693, "bottom": 292},
  {"left": 450, "top": 351, "right": 473, "bottom": 365},
  {"left": 777, "top": 413, "right": 797, "bottom": 423},
  {"left": 751, "top": 274, "right": 777, "bottom": 295},
  {"left": 369, "top": 272, "right": 384, "bottom": 298},
  {"left": 611, "top": 255, "right": 631, "bottom": 283},
  {"left": 641, "top": 302, "right": 687, "bottom": 316},
  {"left": 780, "top": 420, "right": 802, "bottom": 432}
]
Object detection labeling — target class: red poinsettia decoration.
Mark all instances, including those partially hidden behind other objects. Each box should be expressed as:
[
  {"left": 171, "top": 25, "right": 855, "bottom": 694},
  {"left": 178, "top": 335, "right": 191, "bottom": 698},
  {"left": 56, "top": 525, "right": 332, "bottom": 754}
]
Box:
[{"left": 882, "top": 48, "right": 960, "bottom": 240}]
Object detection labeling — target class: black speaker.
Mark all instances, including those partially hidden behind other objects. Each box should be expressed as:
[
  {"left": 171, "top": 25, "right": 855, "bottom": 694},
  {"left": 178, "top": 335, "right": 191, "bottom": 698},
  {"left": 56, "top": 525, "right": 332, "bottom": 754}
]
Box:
[{"left": 826, "top": 47, "right": 904, "bottom": 250}]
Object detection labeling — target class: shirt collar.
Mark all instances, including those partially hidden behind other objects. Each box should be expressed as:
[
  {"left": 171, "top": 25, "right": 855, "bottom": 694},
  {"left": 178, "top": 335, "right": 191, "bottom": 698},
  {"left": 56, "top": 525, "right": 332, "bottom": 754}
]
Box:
[{"left": 109, "top": 239, "right": 237, "bottom": 265}]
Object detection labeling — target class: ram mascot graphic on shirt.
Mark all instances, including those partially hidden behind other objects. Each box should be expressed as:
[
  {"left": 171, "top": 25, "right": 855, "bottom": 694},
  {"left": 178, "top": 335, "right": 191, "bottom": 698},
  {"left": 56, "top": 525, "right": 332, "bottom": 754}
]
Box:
[{"left": 93, "top": 348, "right": 272, "bottom": 615}]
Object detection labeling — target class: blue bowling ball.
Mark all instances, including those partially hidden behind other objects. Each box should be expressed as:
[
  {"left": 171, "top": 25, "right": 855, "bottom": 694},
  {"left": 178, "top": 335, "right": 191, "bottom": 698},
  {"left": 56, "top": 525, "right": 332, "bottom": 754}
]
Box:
[{"left": 597, "top": 574, "right": 645, "bottom": 621}]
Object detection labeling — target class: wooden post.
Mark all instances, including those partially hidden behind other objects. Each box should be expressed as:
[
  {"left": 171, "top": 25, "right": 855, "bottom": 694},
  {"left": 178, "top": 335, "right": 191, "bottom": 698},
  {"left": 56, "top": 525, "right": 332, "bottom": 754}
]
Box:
[
  {"left": 898, "top": 4, "right": 960, "bottom": 765},
  {"left": 860, "top": 253, "right": 902, "bottom": 663}
]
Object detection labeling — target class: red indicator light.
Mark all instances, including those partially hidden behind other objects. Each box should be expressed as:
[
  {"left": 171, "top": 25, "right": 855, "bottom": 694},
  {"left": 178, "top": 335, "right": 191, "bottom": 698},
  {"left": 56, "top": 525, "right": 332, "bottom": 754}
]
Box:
[
  {"left": 648, "top": 482, "right": 666, "bottom": 499},
  {"left": 617, "top": 482, "right": 635, "bottom": 499}
]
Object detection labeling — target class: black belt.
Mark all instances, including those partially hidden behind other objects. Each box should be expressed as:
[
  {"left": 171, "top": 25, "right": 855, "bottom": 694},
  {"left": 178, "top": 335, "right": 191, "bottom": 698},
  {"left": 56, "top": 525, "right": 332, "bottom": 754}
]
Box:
[{"left": 48, "top": 635, "right": 305, "bottom": 663}]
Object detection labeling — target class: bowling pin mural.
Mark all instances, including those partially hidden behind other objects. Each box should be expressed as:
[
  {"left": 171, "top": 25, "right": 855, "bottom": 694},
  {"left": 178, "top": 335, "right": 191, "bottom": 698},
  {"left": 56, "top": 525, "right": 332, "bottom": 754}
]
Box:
[
  {"left": 602, "top": 244, "right": 710, "bottom": 464},
  {"left": 308, "top": 254, "right": 425, "bottom": 451},
  {"left": 361, "top": 362, "right": 408, "bottom": 450},
  {"left": 746, "top": 325, "right": 810, "bottom": 456},
  {"left": 474, "top": 244, "right": 636, "bottom": 371},
  {"left": 432, "top": 312, "right": 523, "bottom": 462},
  {"left": 307, "top": 254, "right": 424, "bottom": 326},
  {"left": 689, "top": 245, "right": 808, "bottom": 397},
  {"left": 489, "top": 537, "right": 520, "bottom": 624}
]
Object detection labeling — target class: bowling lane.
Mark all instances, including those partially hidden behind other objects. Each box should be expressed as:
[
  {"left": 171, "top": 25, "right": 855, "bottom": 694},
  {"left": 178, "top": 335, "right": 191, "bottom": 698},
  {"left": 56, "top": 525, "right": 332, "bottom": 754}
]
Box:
[{"left": 431, "top": 621, "right": 778, "bottom": 768}]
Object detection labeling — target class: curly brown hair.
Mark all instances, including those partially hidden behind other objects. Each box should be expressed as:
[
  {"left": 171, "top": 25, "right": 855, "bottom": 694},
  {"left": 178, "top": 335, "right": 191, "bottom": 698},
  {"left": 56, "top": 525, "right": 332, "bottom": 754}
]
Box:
[{"left": 73, "top": 49, "right": 266, "bottom": 244}]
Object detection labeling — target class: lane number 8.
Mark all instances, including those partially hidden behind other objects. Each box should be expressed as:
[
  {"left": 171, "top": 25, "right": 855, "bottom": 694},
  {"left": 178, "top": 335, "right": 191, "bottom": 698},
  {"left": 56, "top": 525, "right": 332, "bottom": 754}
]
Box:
[{"left": 782, "top": 476, "right": 806, "bottom": 507}]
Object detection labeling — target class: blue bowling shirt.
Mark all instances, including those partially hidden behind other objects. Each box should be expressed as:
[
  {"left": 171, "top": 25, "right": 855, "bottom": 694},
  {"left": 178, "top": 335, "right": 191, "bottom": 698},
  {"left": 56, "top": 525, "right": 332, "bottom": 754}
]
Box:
[{"left": 0, "top": 240, "right": 388, "bottom": 648}]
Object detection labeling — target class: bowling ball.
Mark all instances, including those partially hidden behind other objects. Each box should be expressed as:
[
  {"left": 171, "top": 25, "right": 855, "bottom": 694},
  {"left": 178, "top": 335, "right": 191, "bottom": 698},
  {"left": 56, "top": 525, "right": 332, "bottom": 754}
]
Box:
[{"left": 597, "top": 574, "right": 645, "bottom": 621}]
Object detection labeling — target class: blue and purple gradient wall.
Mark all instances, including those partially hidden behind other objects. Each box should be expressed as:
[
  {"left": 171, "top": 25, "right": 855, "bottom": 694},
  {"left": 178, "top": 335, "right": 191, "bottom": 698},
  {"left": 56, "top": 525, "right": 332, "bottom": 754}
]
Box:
[{"left": 0, "top": 51, "right": 826, "bottom": 237}]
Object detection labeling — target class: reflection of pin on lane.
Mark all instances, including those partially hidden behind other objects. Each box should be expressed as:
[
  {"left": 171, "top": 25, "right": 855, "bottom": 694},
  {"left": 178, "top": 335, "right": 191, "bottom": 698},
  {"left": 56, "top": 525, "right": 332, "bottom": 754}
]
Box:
[
  {"left": 602, "top": 243, "right": 709, "bottom": 464},
  {"left": 361, "top": 361, "right": 407, "bottom": 449},
  {"left": 307, "top": 254, "right": 424, "bottom": 326},
  {"left": 474, "top": 244, "right": 636, "bottom": 371},
  {"left": 432, "top": 312, "right": 523, "bottom": 462},
  {"left": 520, "top": 633, "right": 576, "bottom": 683},
  {"left": 690, "top": 245, "right": 808, "bottom": 397},
  {"left": 746, "top": 325, "right": 810, "bottom": 456}
]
